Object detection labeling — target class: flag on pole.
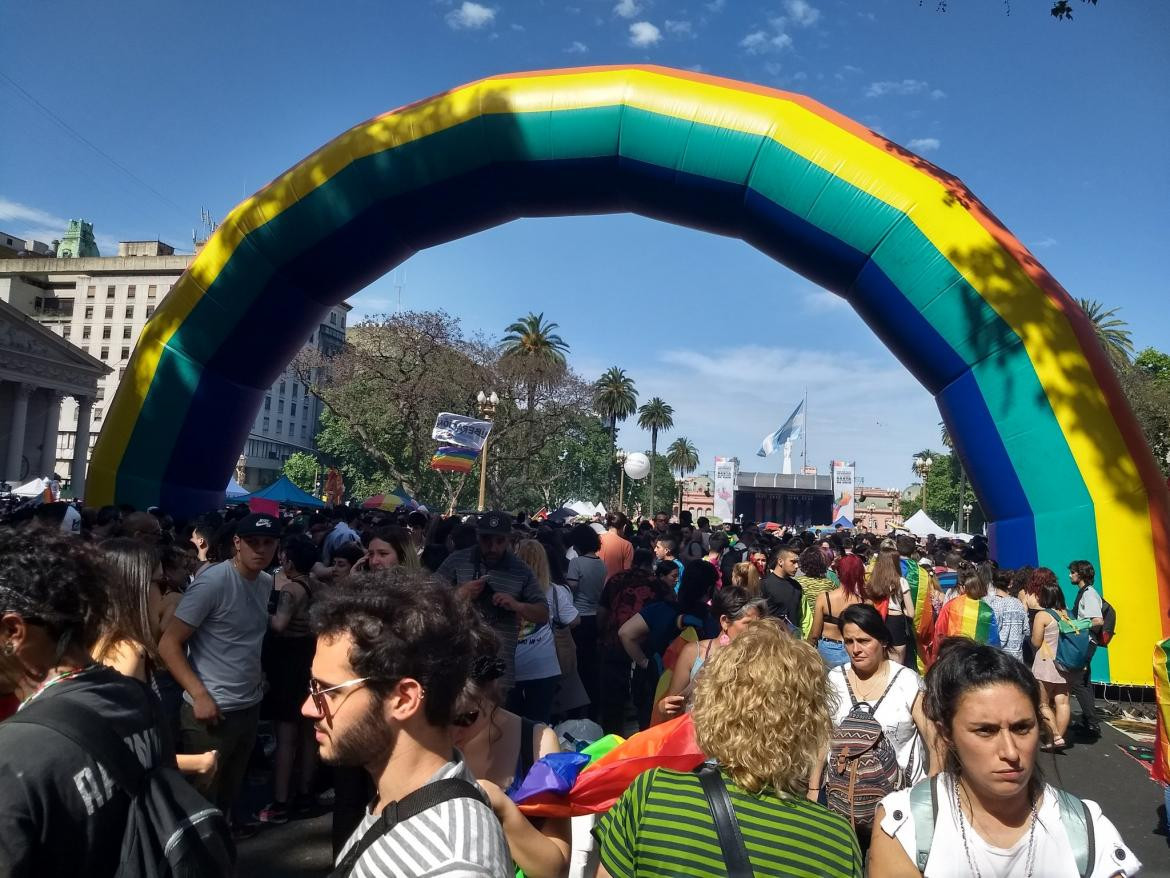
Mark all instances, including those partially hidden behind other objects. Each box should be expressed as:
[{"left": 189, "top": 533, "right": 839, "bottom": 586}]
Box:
[{"left": 756, "top": 400, "right": 805, "bottom": 457}]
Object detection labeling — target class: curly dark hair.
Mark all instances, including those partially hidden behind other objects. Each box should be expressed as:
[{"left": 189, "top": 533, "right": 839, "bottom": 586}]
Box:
[
  {"left": 309, "top": 567, "right": 476, "bottom": 726},
  {"left": 798, "top": 545, "right": 828, "bottom": 579},
  {"left": 0, "top": 529, "right": 110, "bottom": 652}
]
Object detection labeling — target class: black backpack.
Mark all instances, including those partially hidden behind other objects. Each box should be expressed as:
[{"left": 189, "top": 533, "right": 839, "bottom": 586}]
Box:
[
  {"left": 1076, "top": 586, "right": 1117, "bottom": 647},
  {"left": 9, "top": 693, "right": 234, "bottom": 878}
]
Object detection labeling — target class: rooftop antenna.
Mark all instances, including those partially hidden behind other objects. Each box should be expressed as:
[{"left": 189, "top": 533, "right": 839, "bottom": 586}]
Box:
[{"left": 393, "top": 268, "right": 406, "bottom": 312}]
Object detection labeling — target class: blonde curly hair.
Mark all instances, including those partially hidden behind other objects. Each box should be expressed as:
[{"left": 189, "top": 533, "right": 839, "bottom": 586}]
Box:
[{"left": 691, "top": 618, "right": 832, "bottom": 796}]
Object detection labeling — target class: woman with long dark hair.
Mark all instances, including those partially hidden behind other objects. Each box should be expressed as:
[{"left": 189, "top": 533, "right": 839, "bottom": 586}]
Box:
[
  {"left": 866, "top": 547, "right": 916, "bottom": 666},
  {"left": 869, "top": 638, "right": 1140, "bottom": 877}
]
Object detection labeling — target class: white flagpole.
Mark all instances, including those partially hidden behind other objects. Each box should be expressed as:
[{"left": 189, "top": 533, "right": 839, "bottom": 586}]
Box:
[{"left": 802, "top": 386, "right": 808, "bottom": 471}]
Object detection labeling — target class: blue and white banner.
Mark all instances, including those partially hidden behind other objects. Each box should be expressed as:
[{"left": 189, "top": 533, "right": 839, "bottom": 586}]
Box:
[{"left": 756, "top": 400, "right": 805, "bottom": 458}]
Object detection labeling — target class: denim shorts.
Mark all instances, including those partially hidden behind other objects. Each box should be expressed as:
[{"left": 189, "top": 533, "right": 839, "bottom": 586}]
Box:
[{"left": 817, "top": 637, "right": 849, "bottom": 668}]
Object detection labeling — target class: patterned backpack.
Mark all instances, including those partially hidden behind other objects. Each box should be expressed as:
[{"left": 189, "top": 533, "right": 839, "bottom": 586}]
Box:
[{"left": 825, "top": 667, "right": 905, "bottom": 830}]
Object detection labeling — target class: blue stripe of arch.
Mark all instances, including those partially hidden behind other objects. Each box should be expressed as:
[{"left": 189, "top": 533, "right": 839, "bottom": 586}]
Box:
[{"left": 157, "top": 152, "right": 1036, "bottom": 565}]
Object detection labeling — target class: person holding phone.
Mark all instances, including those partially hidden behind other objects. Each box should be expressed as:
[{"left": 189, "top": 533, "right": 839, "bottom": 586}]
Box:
[{"left": 436, "top": 511, "right": 548, "bottom": 697}]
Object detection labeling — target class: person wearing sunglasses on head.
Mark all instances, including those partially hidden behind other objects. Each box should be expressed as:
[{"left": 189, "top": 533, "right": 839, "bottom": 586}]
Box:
[
  {"left": 451, "top": 622, "right": 571, "bottom": 878},
  {"left": 304, "top": 568, "right": 510, "bottom": 878}
]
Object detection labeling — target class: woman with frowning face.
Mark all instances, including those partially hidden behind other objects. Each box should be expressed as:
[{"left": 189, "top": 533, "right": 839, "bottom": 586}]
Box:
[{"left": 868, "top": 638, "right": 1140, "bottom": 877}]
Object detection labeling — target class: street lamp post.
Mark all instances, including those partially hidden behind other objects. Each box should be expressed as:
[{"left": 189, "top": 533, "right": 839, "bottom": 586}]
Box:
[
  {"left": 914, "top": 455, "right": 934, "bottom": 515},
  {"left": 962, "top": 502, "right": 973, "bottom": 533},
  {"left": 616, "top": 450, "right": 628, "bottom": 513},
  {"left": 476, "top": 390, "right": 498, "bottom": 512}
]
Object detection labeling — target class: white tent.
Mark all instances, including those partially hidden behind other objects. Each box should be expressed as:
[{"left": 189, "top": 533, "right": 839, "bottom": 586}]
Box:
[
  {"left": 11, "top": 477, "right": 46, "bottom": 498},
  {"left": 903, "top": 509, "right": 951, "bottom": 538}
]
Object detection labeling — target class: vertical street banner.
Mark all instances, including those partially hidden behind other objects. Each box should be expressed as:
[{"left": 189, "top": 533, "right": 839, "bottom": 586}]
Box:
[
  {"left": 831, "top": 460, "right": 856, "bottom": 526},
  {"left": 713, "top": 456, "right": 737, "bottom": 522}
]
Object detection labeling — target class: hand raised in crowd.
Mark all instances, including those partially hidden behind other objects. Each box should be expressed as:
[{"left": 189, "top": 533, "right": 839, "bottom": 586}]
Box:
[
  {"left": 657, "top": 694, "right": 686, "bottom": 718},
  {"left": 491, "top": 591, "right": 521, "bottom": 613},
  {"left": 459, "top": 577, "right": 488, "bottom": 600}
]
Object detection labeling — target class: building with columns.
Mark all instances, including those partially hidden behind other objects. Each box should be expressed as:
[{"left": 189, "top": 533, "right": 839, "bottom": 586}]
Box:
[
  {"left": 0, "top": 233, "right": 351, "bottom": 497},
  {"left": 0, "top": 298, "right": 106, "bottom": 496}
]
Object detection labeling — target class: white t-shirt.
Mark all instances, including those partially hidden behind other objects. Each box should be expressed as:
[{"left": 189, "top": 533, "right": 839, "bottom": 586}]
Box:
[
  {"left": 879, "top": 774, "right": 1140, "bottom": 877},
  {"left": 515, "top": 589, "right": 561, "bottom": 683},
  {"left": 548, "top": 583, "right": 580, "bottom": 628},
  {"left": 829, "top": 661, "right": 926, "bottom": 783}
]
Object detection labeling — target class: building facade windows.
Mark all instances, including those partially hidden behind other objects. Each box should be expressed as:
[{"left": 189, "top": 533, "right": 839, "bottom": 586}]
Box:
[
  {"left": 106, "top": 285, "right": 116, "bottom": 299},
  {"left": 104, "top": 305, "right": 114, "bottom": 319},
  {"left": 125, "top": 305, "right": 134, "bottom": 319},
  {"left": 264, "top": 396, "right": 271, "bottom": 411},
  {"left": 123, "top": 326, "right": 132, "bottom": 339},
  {"left": 127, "top": 285, "right": 136, "bottom": 299},
  {"left": 147, "top": 285, "right": 157, "bottom": 298},
  {"left": 85, "top": 305, "right": 94, "bottom": 319},
  {"left": 277, "top": 400, "right": 284, "bottom": 414},
  {"left": 145, "top": 305, "right": 155, "bottom": 318},
  {"left": 263, "top": 416, "right": 270, "bottom": 432},
  {"left": 87, "top": 285, "right": 96, "bottom": 299},
  {"left": 62, "top": 325, "right": 71, "bottom": 338},
  {"left": 120, "top": 346, "right": 129, "bottom": 360},
  {"left": 102, "top": 326, "right": 112, "bottom": 339},
  {"left": 100, "top": 346, "right": 109, "bottom": 360},
  {"left": 276, "top": 420, "right": 283, "bottom": 433}
]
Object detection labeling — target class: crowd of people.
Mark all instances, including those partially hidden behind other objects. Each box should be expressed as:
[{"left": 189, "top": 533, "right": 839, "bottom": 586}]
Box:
[{"left": 0, "top": 497, "right": 1152, "bottom": 877}]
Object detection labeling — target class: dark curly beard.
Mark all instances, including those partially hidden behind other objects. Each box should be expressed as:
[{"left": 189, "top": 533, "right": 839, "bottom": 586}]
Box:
[{"left": 324, "top": 700, "right": 395, "bottom": 768}]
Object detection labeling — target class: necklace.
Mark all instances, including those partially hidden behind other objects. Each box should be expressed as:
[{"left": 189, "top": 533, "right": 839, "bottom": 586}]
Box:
[
  {"left": 19, "top": 662, "right": 98, "bottom": 711},
  {"left": 848, "top": 663, "right": 889, "bottom": 702},
  {"left": 954, "top": 778, "right": 1038, "bottom": 878}
]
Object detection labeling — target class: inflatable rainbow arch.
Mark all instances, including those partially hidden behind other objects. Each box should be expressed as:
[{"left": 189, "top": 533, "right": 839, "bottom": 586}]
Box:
[{"left": 89, "top": 66, "right": 1170, "bottom": 684}]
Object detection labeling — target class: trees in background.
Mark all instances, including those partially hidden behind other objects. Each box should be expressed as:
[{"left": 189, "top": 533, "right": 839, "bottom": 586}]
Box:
[
  {"left": 636, "top": 397, "right": 674, "bottom": 520},
  {"left": 282, "top": 452, "right": 320, "bottom": 493}
]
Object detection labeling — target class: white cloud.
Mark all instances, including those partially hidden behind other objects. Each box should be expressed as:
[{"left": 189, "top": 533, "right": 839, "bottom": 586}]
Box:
[
  {"left": 564, "top": 40, "right": 589, "bottom": 54},
  {"left": 783, "top": 0, "right": 820, "bottom": 27},
  {"left": 629, "top": 21, "right": 661, "bottom": 46},
  {"left": 930, "top": 88, "right": 947, "bottom": 100},
  {"left": 0, "top": 197, "right": 67, "bottom": 230},
  {"left": 705, "top": 0, "right": 726, "bottom": 11},
  {"left": 791, "top": 70, "right": 808, "bottom": 81},
  {"left": 446, "top": 2, "right": 496, "bottom": 30},
  {"left": 907, "top": 137, "right": 941, "bottom": 152},
  {"left": 614, "top": 0, "right": 641, "bottom": 18},
  {"left": 1031, "top": 236, "right": 1058, "bottom": 249},
  {"left": 510, "top": 22, "right": 525, "bottom": 31},
  {"left": 857, "top": 10, "right": 876, "bottom": 21},
  {"left": 740, "top": 28, "right": 792, "bottom": 53},
  {"left": 801, "top": 289, "right": 847, "bottom": 312},
  {"left": 865, "top": 78, "right": 929, "bottom": 98},
  {"left": 665, "top": 19, "right": 693, "bottom": 36}
]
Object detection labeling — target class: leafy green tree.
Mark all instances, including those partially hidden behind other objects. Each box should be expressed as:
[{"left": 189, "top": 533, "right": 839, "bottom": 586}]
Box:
[
  {"left": 666, "top": 437, "right": 700, "bottom": 516},
  {"left": 500, "top": 313, "right": 570, "bottom": 412},
  {"left": 1134, "top": 348, "right": 1170, "bottom": 383},
  {"left": 282, "top": 452, "right": 321, "bottom": 494},
  {"left": 927, "top": 1, "right": 1098, "bottom": 21},
  {"left": 636, "top": 397, "right": 674, "bottom": 520},
  {"left": 1077, "top": 297, "right": 1134, "bottom": 368},
  {"left": 1117, "top": 348, "right": 1170, "bottom": 478}
]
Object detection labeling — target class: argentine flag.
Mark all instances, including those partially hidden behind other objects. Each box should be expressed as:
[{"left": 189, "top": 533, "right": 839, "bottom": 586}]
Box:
[{"left": 757, "top": 400, "right": 805, "bottom": 457}]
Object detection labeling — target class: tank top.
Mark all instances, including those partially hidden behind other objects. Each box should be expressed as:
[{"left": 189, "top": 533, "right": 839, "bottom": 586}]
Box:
[{"left": 279, "top": 574, "right": 314, "bottom": 639}]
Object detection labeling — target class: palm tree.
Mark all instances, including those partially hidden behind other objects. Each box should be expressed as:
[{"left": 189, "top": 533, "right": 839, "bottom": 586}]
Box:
[
  {"left": 500, "top": 312, "right": 570, "bottom": 413},
  {"left": 666, "top": 436, "right": 699, "bottom": 518},
  {"left": 592, "top": 367, "right": 638, "bottom": 500},
  {"left": 637, "top": 397, "right": 675, "bottom": 517},
  {"left": 1077, "top": 298, "right": 1134, "bottom": 369}
]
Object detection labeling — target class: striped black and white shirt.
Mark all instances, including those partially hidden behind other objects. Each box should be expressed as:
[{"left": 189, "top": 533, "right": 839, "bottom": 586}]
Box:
[{"left": 336, "top": 756, "right": 511, "bottom": 877}]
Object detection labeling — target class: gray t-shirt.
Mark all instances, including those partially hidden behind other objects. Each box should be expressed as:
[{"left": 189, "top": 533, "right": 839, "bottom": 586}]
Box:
[
  {"left": 1075, "top": 585, "right": 1103, "bottom": 620},
  {"left": 174, "top": 559, "right": 273, "bottom": 711},
  {"left": 566, "top": 554, "right": 608, "bottom": 616},
  {"left": 435, "top": 547, "right": 542, "bottom": 690}
]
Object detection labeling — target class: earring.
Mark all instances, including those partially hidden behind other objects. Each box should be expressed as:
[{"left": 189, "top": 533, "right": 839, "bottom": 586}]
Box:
[{"left": 1, "top": 642, "right": 15, "bottom": 657}]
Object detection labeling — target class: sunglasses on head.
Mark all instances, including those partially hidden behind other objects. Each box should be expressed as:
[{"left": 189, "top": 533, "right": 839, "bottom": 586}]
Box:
[{"left": 451, "top": 708, "right": 481, "bottom": 728}]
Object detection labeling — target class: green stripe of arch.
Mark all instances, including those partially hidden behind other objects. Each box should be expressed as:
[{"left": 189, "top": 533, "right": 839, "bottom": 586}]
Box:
[{"left": 121, "top": 103, "right": 1100, "bottom": 585}]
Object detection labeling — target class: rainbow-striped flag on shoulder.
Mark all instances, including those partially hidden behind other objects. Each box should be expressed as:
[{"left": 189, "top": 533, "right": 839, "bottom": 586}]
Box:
[
  {"left": 932, "top": 595, "right": 1000, "bottom": 663},
  {"left": 1153, "top": 637, "right": 1170, "bottom": 786},
  {"left": 902, "top": 558, "right": 936, "bottom": 673},
  {"left": 430, "top": 445, "right": 478, "bottom": 473}
]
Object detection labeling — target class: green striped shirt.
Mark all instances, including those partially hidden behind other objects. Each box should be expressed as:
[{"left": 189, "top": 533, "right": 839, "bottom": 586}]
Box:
[{"left": 597, "top": 767, "right": 862, "bottom": 878}]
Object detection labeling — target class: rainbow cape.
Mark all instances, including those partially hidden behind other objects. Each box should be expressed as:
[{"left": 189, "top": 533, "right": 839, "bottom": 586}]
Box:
[
  {"left": 515, "top": 714, "right": 704, "bottom": 818},
  {"left": 430, "top": 445, "right": 478, "bottom": 473},
  {"left": 932, "top": 595, "right": 1000, "bottom": 662},
  {"left": 902, "top": 559, "right": 936, "bottom": 673},
  {"left": 1154, "top": 637, "right": 1170, "bottom": 786}
]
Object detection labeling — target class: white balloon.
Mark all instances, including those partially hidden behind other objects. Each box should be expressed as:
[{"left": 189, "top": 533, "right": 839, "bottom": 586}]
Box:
[{"left": 624, "top": 452, "right": 651, "bottom": 480}]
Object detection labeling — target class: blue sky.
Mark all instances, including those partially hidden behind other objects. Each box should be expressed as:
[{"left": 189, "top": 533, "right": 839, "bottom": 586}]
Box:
[{"left": 2, "top": 0, "right": 1167, "bottom": 492}]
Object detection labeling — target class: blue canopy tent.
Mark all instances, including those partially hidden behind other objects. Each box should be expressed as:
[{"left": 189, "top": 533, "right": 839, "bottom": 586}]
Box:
[{"left": 229, "top": 475, "right": 324, "bottom": 509}]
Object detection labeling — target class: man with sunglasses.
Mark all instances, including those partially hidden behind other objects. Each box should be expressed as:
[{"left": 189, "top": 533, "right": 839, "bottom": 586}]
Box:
[{"left": 305, "top": 569, "right": 510, "bottom": 877}]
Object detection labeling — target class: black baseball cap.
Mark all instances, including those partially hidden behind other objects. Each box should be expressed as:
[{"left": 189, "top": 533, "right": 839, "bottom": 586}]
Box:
[
  {"left": 476, "top": 511, "right": 512, "bottom": 535},
  {"left": 235, "top": 513, "right": 282, "bottom": 538}
]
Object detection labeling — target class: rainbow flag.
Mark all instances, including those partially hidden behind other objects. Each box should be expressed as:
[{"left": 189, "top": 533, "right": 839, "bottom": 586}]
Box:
[
  {"left": 516, "top": 714, "right": 704, "bottom": 818},
  {"left": 430, "top": 445, "right": 478, "bottom": 473},
  {"left": 1153, "top": 637, "right": 1170, "bottom": 786},
  {"left": 932, "top": 595, "right": 1000, "bottom": 663},
  {"left": 902, "top": 559, "right": 936, "bottom": 673}
]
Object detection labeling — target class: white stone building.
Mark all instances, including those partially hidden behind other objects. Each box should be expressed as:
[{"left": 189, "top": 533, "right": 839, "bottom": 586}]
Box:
[{"left": 0, "top": 238, "right": 350, "bottom": 494}]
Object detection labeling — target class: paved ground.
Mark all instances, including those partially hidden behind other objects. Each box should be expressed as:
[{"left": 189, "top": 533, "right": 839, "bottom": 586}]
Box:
[{"left": 237, "top": 720, "right": 1170, "bottom": 877}]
